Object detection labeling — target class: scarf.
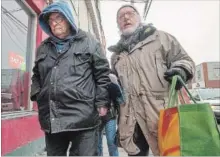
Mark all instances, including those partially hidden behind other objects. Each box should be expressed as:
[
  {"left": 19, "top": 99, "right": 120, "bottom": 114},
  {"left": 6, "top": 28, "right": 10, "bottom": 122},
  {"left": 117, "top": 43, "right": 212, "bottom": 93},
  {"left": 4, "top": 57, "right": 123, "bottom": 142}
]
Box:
[{"left": 108, "top": 23, "right": 156, "bottom": 53}]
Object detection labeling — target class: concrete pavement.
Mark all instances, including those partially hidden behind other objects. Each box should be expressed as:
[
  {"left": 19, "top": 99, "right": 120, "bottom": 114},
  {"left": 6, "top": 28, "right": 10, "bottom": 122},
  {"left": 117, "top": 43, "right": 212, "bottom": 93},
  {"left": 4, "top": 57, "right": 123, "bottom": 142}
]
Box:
[
  {"left": 102, "top": 135, "right": 154, "bottom": 156},
  {"left": 102, "top": 135, "right": 127, "bottom": 156},
  {"left": 33, "top": 124, "right": 220, "bottom": 156},
  {"left": 35, "top": 135, "right": 154, "bottom": 156},
  {"left": 35, "top": 135, "right": 128, "bottom": 156}
]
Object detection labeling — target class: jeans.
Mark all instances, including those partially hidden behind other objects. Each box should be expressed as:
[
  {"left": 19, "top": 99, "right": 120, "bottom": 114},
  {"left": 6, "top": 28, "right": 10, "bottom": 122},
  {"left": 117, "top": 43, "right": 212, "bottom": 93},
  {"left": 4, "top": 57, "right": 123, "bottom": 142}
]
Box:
[
  {"left": 45, "top": 128, "right": 98, "bottom": 156},
  {"left": 98, "top": 119, "right": 119, "bottom": 156}
]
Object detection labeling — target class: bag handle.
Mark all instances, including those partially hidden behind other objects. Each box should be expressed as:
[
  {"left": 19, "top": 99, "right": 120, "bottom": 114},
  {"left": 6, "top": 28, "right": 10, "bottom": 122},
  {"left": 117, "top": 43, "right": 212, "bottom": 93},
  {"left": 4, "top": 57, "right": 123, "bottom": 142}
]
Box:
[
  {"left": 167, "top": 76, "right": 178, "bottom": 108},
  {"left": 179, "top": 90, "right": 186, "bottom": 104},
  {"left": 167, "top": 75, "right": 197, "bottom": 108},
  {"left": 176, "top": 75, "right": 197, "bottom": 104}
]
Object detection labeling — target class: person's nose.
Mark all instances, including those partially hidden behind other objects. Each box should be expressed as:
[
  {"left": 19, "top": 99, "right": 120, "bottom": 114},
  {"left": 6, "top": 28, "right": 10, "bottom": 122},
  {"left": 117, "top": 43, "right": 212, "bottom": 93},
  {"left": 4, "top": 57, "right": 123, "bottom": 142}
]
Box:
[
  {"left": 51, "top": 20, "right": 58, "bottom": 26},
  {"left": 124, "top": 13, "right": 130, "bottom": 20}
]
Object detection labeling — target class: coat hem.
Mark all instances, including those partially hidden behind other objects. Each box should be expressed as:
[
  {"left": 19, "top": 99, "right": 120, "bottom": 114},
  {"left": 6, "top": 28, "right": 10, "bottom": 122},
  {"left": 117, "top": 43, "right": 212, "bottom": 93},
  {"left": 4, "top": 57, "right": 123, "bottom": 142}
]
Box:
[{"left": 43, "top": 122, "right": 101, "bottom": 134}]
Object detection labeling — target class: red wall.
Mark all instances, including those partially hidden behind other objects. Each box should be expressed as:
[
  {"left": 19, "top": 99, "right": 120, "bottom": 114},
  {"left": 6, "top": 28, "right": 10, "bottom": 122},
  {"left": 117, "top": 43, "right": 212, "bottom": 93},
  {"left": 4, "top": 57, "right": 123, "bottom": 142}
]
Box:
[
  {"left": 26, "top": 0, "right": 45, "bottom": 14},
  {"left": 205, "top": 81, "right": 220, "bottom": 88},
  {"left": 26, "top": 0, "right": 48, "bottom": 48},
  {"left": 1, "top": 0, "right": 46, "bottom": 155},
  {"left": 1, "top": 116, "right": 44, "bottom": 156},
  {"left": 202, "top": 63, "right": 220, "bottom": 88}
]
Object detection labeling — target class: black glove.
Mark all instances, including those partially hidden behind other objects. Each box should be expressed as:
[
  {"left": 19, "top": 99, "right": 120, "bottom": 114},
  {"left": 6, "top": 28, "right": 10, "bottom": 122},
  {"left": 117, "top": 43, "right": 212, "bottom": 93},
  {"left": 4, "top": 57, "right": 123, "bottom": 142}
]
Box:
[{"left": 164, "top": 67, "right": 187, "bottom": 90}]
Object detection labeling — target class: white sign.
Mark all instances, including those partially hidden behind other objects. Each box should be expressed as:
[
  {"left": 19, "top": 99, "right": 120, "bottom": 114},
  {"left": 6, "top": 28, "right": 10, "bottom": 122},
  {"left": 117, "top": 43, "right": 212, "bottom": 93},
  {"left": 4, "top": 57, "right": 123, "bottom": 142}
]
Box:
[{"left": 192, "top": 81, "right": 205, "bottom": 88}]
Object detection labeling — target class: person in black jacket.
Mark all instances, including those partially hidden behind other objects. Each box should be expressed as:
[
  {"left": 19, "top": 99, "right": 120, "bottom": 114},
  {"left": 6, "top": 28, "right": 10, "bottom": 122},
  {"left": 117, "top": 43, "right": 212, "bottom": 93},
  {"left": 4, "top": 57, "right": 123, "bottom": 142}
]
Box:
[
  {"left": 30, "top": 1, "right": 110, "bottom": 156},
  {"left": 97, "top": 72, "right": 125, "bottom": 156}
]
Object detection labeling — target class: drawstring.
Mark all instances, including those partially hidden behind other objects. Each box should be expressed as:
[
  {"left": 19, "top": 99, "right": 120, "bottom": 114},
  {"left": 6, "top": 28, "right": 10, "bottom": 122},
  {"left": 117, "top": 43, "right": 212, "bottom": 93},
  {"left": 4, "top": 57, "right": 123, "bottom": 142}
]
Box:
[{"left": 73, "top": 55, "right": 76, "bottom": 72}]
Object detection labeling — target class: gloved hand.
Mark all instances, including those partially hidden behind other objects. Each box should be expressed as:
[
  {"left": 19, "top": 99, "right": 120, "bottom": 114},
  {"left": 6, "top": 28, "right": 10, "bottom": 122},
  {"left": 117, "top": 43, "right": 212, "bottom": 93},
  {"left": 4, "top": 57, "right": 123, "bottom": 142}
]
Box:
[{"left": 164, "top": 67, "right": 187, "bottom": 90}]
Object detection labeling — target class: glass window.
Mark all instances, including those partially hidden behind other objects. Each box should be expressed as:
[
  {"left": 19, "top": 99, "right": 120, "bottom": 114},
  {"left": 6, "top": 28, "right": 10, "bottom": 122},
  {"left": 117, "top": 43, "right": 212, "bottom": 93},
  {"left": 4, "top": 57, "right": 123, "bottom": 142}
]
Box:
[
  {"left": 190, "top": 90, "right": 200, "bottom": 101},
  {"left": 1, "top": 0, "right": 31, "bottom": 112},
  {"left": 198, "top": 88, "right": 220, "bottom": 100}
]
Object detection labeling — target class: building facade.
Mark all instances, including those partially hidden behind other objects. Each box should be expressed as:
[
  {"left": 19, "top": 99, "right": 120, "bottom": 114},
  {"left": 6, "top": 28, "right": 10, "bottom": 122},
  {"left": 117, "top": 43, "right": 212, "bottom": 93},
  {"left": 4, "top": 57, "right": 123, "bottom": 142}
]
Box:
[
  {"left": 189, "top": 62, "right": 220, "bottom": 89},
  {"left": 1, "top": 0, "right": 105, "bottom": 155}
]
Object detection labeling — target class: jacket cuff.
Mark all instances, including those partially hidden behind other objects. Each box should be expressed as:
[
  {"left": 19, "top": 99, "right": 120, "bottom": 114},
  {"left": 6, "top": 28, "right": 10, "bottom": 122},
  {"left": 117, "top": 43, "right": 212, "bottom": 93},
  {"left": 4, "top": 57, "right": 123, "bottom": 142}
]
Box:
[
  {"left": 174, "top": 66, "right": 193, "bottom": 82},
  {"left": 30, "top": 88, "right": 40, "bottom": 101},
  {"left": 116, "top": 97, "right": 125, "bottom": 106},
  {"left": 96, "top": 104, "right": 108, "bottom": 108}
]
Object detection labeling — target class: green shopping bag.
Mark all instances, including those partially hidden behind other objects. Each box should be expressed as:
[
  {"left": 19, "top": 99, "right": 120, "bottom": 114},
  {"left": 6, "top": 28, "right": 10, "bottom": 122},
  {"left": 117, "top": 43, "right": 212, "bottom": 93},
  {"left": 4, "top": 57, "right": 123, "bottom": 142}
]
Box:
[{"left": 158, "top": 75, "right": 220, "bottom": 156}]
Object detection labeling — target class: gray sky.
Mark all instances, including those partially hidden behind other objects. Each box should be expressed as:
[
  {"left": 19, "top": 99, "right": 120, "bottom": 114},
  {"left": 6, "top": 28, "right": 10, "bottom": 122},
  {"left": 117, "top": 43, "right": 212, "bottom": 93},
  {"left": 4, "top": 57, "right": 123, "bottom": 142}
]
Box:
[{"left": 100, "top": 0, "right": 220, "bottom": 65}]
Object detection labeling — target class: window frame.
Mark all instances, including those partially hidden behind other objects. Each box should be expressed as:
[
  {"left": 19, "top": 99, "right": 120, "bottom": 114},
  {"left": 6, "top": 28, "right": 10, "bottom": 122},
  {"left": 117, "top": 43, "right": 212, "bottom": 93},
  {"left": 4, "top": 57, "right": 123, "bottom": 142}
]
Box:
[
  {"left": 1, "top": 0, "right": 37, "bottom": 116},
  {"left": 69, "top": 0, "right": 78, "bottom": 16}
]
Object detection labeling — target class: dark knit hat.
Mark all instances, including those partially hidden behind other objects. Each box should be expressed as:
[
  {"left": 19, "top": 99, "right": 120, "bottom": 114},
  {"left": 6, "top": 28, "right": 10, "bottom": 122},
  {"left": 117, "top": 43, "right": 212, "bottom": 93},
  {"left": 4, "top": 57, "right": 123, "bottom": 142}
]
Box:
[{"left": 117, "top": 4, "right": 140, "bottom": 19}]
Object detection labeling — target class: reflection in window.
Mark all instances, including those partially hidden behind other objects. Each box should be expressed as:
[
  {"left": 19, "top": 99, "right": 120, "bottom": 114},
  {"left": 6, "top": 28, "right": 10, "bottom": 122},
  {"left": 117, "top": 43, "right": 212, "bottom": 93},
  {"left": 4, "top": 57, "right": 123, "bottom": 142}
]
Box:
[{"left": 1, "top": 0, "right": 29, "bottom": 112}]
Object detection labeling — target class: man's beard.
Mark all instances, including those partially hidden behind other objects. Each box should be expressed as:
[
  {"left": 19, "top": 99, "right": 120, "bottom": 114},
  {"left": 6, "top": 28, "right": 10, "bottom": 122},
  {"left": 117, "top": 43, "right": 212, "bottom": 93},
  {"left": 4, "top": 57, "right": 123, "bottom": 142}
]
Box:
[{"left": 121, "top": 22, "right": 140, "bottom": 36}]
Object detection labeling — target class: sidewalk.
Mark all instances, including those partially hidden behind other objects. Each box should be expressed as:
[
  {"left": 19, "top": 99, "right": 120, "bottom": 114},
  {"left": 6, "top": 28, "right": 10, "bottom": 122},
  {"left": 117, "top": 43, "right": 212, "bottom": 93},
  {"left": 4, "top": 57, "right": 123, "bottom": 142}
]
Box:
[
  {"left": 102, "top": 135, "right": 153, "bottom": 156},
  {"left": 102, "top": 135, "right": 127, "bottom": 156},
  {"left": 36, "top": 135, "right": 127, "bottom": 156},
  {"left": 35, "top": 135, "right": 153, "bottom": 156}
]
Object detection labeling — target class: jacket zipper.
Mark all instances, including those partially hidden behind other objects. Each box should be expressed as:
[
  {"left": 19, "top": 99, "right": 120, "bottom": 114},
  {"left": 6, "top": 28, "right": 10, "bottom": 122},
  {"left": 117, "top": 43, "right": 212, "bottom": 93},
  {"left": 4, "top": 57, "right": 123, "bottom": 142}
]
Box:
[{"left": 54, "top": 50, "right": 61, "bottom": 102}]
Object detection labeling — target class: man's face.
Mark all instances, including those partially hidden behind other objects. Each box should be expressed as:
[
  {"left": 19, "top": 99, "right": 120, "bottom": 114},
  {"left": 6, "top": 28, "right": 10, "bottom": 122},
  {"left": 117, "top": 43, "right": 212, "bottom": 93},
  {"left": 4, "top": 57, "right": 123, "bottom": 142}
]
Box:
[
  {"left": 117, "top": 7, "right": 140, "bottom": 36},
  {"left": 48, "top": 12, "right": 70, "bottom": 39}
]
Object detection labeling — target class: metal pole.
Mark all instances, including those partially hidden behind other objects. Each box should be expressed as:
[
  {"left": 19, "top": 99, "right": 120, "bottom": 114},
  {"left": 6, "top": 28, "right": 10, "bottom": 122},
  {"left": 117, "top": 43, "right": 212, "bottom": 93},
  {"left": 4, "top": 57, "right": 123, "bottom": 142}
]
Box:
[{"left": 143, "top": 0, "right": 152, "bottom": 20}]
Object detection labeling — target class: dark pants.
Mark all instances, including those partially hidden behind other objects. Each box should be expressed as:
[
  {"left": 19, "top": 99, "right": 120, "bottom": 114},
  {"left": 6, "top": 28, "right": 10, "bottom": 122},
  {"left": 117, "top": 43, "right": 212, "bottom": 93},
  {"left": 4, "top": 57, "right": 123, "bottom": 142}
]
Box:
[
  {"left": 129, "top": 124, "right": 149, "bottom": 156},
  {"left": 45, "top": 128, "right": 98, "bottom": 156}
]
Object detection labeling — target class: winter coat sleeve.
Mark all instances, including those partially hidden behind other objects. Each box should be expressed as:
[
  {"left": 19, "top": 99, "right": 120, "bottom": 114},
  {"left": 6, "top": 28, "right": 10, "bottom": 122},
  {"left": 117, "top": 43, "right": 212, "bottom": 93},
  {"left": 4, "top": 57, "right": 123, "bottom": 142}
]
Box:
[
  {"left": 92, "top": 42, "right": 111, "bottom": 108},
  {"left": 110, "top": 52, "right": 119, "bottom": 76},
  {"left": 159, "top": 31, "right": 195, "bottom": 81},
  {"left": 30, "top": 45, "right": 42, "bottom": 101},
  {"left": 109, "top": 74, "right": 125, "bottom": 106},
  {"left": 109, "top": 82, "right": 125, "bottom": 106}
]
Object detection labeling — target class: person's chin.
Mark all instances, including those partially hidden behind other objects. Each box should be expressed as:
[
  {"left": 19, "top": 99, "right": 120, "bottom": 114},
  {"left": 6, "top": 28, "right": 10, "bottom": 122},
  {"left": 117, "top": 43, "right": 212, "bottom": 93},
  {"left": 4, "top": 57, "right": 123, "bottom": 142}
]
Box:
[
  {"left": 122, "top": 27, "right": 136, "bottom": 36},
  {"left": 54, "top": 32, "right": 63, "bottom": 37}
]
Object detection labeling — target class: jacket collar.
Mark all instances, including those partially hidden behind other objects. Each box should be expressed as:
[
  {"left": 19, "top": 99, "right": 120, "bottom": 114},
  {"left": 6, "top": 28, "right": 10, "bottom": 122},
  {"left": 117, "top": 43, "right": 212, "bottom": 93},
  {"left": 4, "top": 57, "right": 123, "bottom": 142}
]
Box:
[
  {"left": 41, "top": 29, "right": 87, "bottom": 60},
  {"left": 108, "top": 25, "right": 157, "bottom": 54},
  {"left": 44, "top": 29, "right": 87, "bottom": 44},
  {"left": 129, "top": 31, "right": 158, "bottom": 54}
]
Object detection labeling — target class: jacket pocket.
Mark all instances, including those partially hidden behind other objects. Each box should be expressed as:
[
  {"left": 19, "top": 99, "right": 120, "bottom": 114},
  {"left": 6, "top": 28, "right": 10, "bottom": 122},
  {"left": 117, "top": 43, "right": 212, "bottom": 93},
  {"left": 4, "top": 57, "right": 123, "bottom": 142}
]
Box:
[
  {"left": 62, "top": 85, "right": 94, "bottom": 102},
  {"left": 118, "top": 102, "right": 135, "bottom": 138},
  {"left": 73, "top": 47, "right": 91, "bottom": 65},
  {"left": 34, "top": 53, "right": 48, "bottom": 98},
  {"left": 155, "top": 52, "right": 168, "bottom": 88},
  {"left": 36, "top": 87, "right": 47, "bottom": 102},
  {"left": 72, "top": 50, "right": 91, "bottom": 74}
]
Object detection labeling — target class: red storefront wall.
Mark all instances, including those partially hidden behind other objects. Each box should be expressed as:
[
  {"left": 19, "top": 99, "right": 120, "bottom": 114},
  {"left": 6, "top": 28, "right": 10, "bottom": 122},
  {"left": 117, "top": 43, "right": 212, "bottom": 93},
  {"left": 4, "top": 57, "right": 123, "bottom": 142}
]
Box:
[
  {"left": 1, "top": 0, "right": 47, "bottom": 156},
  {"left": 202, "top": 62, "right": 220, "bottom": 88}
]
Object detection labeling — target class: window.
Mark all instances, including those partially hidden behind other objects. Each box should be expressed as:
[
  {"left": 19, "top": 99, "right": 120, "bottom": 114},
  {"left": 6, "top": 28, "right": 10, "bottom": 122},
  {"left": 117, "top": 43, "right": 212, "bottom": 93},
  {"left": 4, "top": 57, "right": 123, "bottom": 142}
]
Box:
[
  {"left": 198, "top": 88, "right": 220, "bottom": 100},
  {"left": 1, "top": 0, "right": 35, "bottom": 113},
  {"left": 207, "top": 63, "right": 220, "bottom": 80},
  {"left": 190, "top": 90, "right": 200, "bottom": 101}
]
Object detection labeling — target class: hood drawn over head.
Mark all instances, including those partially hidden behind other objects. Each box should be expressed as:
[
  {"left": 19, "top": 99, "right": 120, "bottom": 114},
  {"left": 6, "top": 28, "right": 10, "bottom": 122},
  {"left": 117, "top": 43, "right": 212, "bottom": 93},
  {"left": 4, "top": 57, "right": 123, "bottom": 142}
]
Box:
[{"left": 38, "top": 1, "right": 78, "bottom": 39}]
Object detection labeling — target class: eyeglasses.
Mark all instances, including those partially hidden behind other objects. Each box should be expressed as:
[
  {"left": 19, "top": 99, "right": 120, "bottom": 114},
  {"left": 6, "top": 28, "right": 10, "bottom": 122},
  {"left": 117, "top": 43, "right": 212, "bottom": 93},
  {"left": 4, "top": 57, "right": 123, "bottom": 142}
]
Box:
[
  {"left": 48, "top": 15, "right": 65, "bottom": 25},
  {"left": 118, "top": 11, "right": 136, "bottom": 21}
]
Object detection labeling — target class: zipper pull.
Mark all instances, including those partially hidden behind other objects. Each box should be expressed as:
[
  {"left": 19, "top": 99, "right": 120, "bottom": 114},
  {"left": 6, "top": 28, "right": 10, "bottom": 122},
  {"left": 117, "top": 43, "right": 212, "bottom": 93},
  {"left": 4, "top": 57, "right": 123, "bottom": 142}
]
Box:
[{"left": 58, "top": 50, "right": 61, "bottom": 55}]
